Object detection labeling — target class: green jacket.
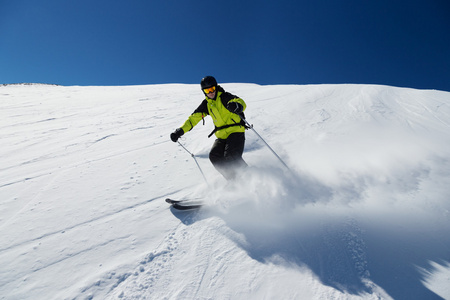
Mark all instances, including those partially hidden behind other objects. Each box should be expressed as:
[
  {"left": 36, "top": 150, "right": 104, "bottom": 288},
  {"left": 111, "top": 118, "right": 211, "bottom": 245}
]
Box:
[{"left": 180, "top": 86, "right": 247, "bottom": 139}]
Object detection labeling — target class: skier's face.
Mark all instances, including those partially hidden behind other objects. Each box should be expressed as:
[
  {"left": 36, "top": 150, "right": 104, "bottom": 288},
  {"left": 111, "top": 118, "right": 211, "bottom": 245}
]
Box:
[
  {"left": 203, "top": 86, "right": 216, "bottom": 99},
  {"left": 206, "top": 90, "right": 216, "bottom": 99}
]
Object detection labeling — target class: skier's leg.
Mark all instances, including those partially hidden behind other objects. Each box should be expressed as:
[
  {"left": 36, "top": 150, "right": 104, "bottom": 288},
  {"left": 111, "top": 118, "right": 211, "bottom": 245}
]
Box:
[
  {"left": 210, "top": 133, "right": 247, "bottom": 180},
  {"left": 224, "top": 132, "right": 247, "bottom": 170},
  {"left": 209, "top": 138, "right": 230, "bottom": 179}
]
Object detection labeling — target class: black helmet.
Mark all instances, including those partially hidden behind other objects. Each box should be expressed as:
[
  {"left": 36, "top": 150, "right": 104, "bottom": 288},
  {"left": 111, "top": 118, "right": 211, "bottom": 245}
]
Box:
[{"left": 200, "top": 76, "right": 217, "bottom": 89}]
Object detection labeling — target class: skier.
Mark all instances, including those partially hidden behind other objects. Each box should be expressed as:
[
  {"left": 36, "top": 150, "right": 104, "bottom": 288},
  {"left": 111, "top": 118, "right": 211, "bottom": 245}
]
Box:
[{"left": 170, "top": 76, "right": 248, "bottom": 180}]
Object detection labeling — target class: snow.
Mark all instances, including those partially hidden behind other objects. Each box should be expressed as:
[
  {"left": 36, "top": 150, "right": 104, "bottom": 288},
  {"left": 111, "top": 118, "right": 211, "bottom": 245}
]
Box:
[{"left": 1, "top": 83, "right": 450, "bottom": 299}]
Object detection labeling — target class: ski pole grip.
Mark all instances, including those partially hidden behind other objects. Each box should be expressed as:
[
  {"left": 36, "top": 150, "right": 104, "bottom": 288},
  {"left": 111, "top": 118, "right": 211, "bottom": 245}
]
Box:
[{"left": 239, "top": 114, "right": 253, "bottom": 129}]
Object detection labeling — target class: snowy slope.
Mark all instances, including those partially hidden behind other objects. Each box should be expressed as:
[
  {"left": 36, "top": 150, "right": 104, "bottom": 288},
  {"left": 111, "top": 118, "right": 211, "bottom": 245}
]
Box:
[{"left": 1, "top": 83, "right": 449, "bottom": 299}]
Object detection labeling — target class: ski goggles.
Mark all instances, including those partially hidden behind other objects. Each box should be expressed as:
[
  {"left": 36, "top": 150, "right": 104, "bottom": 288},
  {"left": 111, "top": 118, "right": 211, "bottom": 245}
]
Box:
[{"left": 203, "top": 86, "right": 216, "bottom": 94}]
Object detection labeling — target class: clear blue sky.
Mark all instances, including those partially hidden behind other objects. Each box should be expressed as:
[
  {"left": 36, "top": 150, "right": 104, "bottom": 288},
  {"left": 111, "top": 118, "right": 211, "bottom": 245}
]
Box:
[{"left": 1, "top": 0, "right": 449, "bottom": 91}]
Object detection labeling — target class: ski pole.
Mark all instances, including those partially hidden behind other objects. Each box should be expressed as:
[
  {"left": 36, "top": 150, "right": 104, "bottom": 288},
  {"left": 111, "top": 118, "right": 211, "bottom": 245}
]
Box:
[
  {"left": 177, "top": 141, "right": 209, "bottom": 185},
  {"left": 241, "top": 117, "right": 292, "bottom": 172}
]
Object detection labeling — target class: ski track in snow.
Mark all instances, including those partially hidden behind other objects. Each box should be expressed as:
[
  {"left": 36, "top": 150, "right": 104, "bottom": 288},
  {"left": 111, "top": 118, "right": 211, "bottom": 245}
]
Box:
[{"left": 1, "top": 83, "right": 450, "bottom": 299}]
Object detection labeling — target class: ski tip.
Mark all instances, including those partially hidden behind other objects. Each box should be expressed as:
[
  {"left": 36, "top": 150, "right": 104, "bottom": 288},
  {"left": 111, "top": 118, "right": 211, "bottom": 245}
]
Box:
[{"left": 165, "top": 198, "right": 182, "bottom": 204}]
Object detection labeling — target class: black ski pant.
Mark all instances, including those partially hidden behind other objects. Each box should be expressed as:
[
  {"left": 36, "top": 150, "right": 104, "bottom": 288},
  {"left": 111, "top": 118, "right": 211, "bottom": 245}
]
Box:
[{"left": 209, "top": 132, "right": 247, "bottom": 180}]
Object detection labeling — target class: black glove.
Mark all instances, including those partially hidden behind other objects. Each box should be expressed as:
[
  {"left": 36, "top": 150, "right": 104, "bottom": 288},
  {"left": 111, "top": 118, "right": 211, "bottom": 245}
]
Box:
[
  {"left": 227, "top": 102, "right": 243, "bottom": 114},
  {"left": 170, "top": 128, "right": 184, "bottom": 142}
]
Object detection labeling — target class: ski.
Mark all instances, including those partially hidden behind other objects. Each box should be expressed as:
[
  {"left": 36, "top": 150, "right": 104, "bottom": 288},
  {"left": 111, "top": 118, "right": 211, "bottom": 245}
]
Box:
[
  {"left": 172, "top": 202, "right": 203, "bottom": 210},
  {"left": 165, "top": 198, "right": 203, "bottom": 210}
]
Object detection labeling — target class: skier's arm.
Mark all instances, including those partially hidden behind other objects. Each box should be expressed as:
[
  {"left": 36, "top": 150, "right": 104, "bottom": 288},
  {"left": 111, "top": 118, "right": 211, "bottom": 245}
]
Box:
[
  {"left": 180, "top": 111, "right": 207, "bottom": 133},
  {"left": 222, "top": 92, "right": 246, "bottom": 114},
  {"left": 179, "top": 100, "right": 207, "bottom": 133}
]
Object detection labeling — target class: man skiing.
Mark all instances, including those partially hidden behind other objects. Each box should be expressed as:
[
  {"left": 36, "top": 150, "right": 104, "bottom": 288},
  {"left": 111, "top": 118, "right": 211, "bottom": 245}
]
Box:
[{"left": 170, "top": 76, "right": 248, "bottom": 180}]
